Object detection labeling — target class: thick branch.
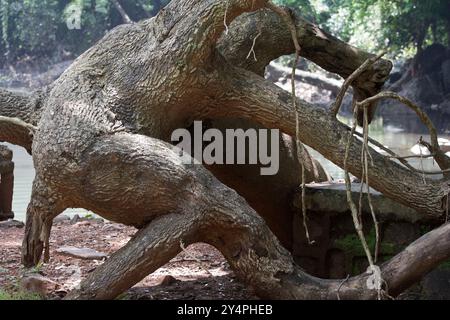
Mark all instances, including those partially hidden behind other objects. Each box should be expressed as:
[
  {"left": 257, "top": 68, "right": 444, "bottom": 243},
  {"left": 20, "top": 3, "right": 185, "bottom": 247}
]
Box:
[
  {"left": 266, "top": 63, "right": 342, "bottom": 96},
  {"left": 219, "top": 8, "right": 392, "bottom": 123},
  {"left": 0, "top": 89, "right": 43, "bottom": 152},
  {"left": 219, "top": 8, "right": 392, "bottom": 84},
  {"left": 208, "top": 65, "right": 447, "bottom": 219},
  {"left": 0, "top": 88, "right": 41, "bottom": 125},
  {"left": 63, "top": 135, "right": 450, "bottom": 299},
  {"left": 158, "top": 0, "right": 268, "bottom": 65}
]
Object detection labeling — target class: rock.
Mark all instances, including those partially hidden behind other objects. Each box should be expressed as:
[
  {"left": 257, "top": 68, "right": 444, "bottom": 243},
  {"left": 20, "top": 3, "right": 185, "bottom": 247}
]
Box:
[
  {"left": 53, "top": 214, "right": 70, "bottom": 224},
  {"left": 55, "top": 246, "right": 107, "bottom": 260},
  {"left": 70, "top": 214, "right": 80, "bottom": 225},
  {"left": 383, "top": 222, "right": 420, "bottom": 247},
  {"left": 326, "top": 249, "right": 347, "bottom": 279},
  {"left": 21, "top": 274, "right": 59, "bottom": 296},
  {"left": 154, "top": 275, "right": 178, "bottom": 287},
  {"left": 421, "top": 269, "right": 450, "bottom": 299},
  {"left": 0, "top": 219, "right": 24, "bottom": 228}
]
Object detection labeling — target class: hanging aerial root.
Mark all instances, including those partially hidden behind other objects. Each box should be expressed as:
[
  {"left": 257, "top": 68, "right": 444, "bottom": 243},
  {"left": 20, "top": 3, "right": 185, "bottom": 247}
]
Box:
[
  {"left": 267, "top": 1, "right": 314, "bottom": 244},
  {"left": 334, "top": 55, "right": 386, "bottom": 297}
]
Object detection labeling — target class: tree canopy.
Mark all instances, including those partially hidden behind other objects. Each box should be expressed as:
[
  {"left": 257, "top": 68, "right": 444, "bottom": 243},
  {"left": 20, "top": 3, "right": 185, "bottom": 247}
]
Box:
[{"left": 1, "top": 0, "right": 449, "bottom": 66}]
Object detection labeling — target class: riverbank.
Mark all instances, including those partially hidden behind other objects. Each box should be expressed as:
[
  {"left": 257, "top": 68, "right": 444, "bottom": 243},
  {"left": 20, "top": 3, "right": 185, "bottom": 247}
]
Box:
[{"left": 0, "top": 217, "right": 254, "bottom": 300}]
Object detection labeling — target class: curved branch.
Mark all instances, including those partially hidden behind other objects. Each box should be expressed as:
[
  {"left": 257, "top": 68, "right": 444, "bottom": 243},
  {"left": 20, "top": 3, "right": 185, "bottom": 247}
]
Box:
[
  {"left": 208, "top": 65, "right": 447, "bottom": 219},
  {"left": 159, "top": 0, "right": 268, "bottom": 65},
  {"left": 331, "top": 53, "right": 385, "bottom": 118},
  {"left": 266, "top": 63, "right": 342, "bottom": 96},
  {"left": 63, "top": 133, "right": 450, "bottom": 300},
  {"left": 0, "top": 89, "right": 43, "bottom": 152},
  {"left": 0, "top": 116, "right": 36, "bottom": 153},
  {"left": 219, "top": 8, "right": 392, "bottom": 87}
]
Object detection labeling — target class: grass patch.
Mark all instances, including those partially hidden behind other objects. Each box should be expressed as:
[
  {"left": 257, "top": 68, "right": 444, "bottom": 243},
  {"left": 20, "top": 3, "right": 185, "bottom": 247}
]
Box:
[{"left": 0, "top": 289, "right": 42, "bottom": 300}]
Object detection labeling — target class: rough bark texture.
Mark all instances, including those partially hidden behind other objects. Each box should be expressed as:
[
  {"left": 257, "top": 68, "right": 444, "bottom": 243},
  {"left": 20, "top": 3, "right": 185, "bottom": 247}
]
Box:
[
  {"left": 266, "top": 63, "right": 343, "bottom": 96},
  {"left": 218, "top": 7, "right": 392, "bottom": 124},
  {"left": 65, "top": 138, "right": 450, "bottom": 299},
  {"left": 0, "top": 0, "right": 448, "bottom": 300},
  {"left": 0, "top": 89, "right": 43, "bottom": 153}
]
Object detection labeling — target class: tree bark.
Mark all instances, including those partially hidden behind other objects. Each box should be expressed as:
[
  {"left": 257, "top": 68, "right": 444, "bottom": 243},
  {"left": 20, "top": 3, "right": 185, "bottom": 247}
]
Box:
[
  {"left": 65, "top": 134, "right": 450, "bottom": 299},
  {"left": 0, "top": 0, "right": 445, "bottom": 300},
  {"left": 0, "top": 89, "right": 43, "bottom": 153},
  {"left": 266, "top": 63, "right": 342, "bottom": 96}
]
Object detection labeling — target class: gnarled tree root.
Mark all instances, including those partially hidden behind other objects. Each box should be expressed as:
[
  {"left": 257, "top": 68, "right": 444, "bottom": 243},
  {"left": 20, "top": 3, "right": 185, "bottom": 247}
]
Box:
[{"left": 65, "top": 134, "right": 450, "bottom": 300}]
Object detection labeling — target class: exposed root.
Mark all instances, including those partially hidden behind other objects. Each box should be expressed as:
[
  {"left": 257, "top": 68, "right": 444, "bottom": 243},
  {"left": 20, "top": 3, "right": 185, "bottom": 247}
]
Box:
[
  {"left": 344, "top": 103, "right": 375, "bottom": 267},
  {"left": 336, "top": 274, "right": 350, "bottom": 300},
  {"left": 246, "top": 31, "right": 261, "bottom": 61},
  {"left": 362, "top": 107, "right": 380, "bottom": 263},
  {"left": 0, "top": 115, "right": 37, "bottom": 132},
  {"left": 223, "top": 0, "right": 229, "bottom": 35}
]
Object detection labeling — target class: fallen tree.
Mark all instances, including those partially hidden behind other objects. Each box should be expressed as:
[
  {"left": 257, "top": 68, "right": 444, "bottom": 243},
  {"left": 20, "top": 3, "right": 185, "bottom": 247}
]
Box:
[
  {"left": 0, "top": 0, "right": 449, "bottom": 300},
  {"left": 265, "top": 62, "right": 343, "bottom": 97}
]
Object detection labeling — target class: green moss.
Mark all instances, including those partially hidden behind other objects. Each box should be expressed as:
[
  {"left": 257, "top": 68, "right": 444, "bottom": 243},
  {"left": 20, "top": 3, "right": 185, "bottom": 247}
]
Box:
[
  {"left": 334, "top": 228, "right": 396, "bottom": 256},
  {"left": 84, "top": 213, "right": 94, "bottom": 219}
]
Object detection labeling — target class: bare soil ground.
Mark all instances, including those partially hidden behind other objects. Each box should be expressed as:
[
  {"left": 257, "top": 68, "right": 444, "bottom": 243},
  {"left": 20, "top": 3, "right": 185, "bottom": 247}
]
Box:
[{"left": 0, "top": 218, "right": 256, "bottom": 300}]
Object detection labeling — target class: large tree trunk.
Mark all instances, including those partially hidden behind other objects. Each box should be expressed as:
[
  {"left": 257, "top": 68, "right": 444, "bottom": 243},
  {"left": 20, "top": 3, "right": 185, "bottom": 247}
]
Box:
[
  {"left": 65, "top": 134, "right": 450, "bottom": 300},
  {"left": 0, "top": 0, "right": 447, "bottom": 300}
]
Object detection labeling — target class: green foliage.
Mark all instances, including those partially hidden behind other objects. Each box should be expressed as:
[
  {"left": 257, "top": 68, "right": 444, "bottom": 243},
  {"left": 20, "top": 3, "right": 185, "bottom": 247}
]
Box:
[
  {"left": 0, "top": 0, "right": 169, "bottom": 66},
  {"left": 277, "top": 0, "right": 450, "bottom": 58},
  {"left": 0, "top": 0, "right": 449, "bottom": 66},
  {"left": 334, "top": 228, "right": 396, "bottom": 257}
]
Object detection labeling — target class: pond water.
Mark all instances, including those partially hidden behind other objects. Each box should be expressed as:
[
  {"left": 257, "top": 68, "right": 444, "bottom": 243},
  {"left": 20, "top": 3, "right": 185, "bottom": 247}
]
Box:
[
  {"left": 6, "top": 116, "right": 450, "bottom": 222},
  {"left": 6, "top": 144, "right": 92, "bottom": 222},
  {"left": 309, "top": 116, "right": 450, "bottom": 180}
]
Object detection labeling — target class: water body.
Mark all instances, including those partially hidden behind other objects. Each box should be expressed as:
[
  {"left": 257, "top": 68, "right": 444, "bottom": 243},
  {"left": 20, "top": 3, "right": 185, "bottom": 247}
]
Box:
[
  {"left": 6, "top": 143, "right": 91, "bottom": 221},
  {"left": 6, "top": 118, "right": 450, "bottom": 221},
  {"left": 309, "top": 117, "right": 450, "bottom": 179}
]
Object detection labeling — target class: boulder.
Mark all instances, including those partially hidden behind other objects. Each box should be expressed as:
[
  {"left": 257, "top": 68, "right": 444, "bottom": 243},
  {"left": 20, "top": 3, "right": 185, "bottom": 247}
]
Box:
[
  {"left": 53, "top": 214, "right": 71, "bottom": 224},
  {"left": 21, "top": 274, "right": 59, "bottom": 297},
  {"left": 0, "top": 219, "right": 24, "bottom": 228}
]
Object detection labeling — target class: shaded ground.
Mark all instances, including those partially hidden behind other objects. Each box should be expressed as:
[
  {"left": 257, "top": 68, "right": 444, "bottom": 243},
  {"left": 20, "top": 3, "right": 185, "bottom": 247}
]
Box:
[{"left": 0, "top": 218, "right": 256, "bottom": 300}]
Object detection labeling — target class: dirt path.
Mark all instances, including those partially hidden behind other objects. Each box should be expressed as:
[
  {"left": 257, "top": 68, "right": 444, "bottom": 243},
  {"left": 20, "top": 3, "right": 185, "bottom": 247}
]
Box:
[{"left": 0, "top": 218, "right": 256, "bottom": 300}]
